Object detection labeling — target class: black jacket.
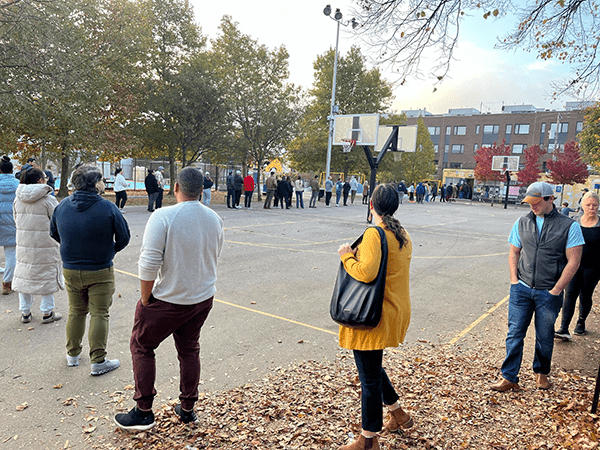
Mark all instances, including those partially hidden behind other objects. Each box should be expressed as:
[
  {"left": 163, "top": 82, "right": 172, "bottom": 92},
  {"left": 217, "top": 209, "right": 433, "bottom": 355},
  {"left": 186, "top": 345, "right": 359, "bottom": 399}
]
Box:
[{"left": 145, "top": 173, "right": 159, "bottom": 194}]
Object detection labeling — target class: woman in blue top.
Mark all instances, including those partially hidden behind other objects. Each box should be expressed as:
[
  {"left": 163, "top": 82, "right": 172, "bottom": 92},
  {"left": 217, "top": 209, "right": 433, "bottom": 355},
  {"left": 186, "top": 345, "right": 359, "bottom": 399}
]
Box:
[{"left": 0, "top": 156, "right": 19, "bottom": 295}]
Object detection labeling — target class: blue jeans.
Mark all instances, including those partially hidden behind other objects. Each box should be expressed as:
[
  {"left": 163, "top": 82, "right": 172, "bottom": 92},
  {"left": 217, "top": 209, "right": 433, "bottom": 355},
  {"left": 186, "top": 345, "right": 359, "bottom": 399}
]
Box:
[
  {"left": 501, "top": 282, "right": 563, "bottom": 383},
  {"left": 354, "top": 350, "right": 399, "bottom": 432},
  {"left": 296, "top": 191, "right": 304, "bottom": 208},
  {"left": 3, "top": 246, "right": 16, "bottom": 283}
]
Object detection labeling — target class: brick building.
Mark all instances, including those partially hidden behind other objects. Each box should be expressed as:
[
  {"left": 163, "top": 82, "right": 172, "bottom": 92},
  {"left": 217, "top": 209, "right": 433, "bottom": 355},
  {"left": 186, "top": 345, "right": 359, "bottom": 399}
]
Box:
[{"left": 403, "top": 102, "right": 593, "bottom": 181}]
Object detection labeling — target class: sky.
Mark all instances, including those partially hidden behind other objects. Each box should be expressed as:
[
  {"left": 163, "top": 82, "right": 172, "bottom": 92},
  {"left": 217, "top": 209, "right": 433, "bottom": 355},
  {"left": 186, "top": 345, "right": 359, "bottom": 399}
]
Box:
[{"left": 190, "top": 0, "right": 588, "bottom": 115}]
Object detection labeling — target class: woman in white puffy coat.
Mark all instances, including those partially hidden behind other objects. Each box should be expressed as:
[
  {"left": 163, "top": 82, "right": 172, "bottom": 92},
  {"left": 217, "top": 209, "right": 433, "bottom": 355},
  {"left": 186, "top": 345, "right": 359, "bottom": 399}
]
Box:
[{"left": 13, "top": 167, "right": 64, "bottom": 324}]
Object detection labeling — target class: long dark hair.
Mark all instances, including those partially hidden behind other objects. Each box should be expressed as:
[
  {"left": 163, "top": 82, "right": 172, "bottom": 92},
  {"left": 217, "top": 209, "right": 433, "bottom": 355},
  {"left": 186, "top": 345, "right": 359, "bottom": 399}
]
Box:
[
  {"left": 0, "top": 156, "right": 13, "bottom": 174},
  {"left": 371, "top": 183, "right": 407, "bottom": 249},
  {"left": 20, "top": 167, "right": 45, "bottom": 185}
]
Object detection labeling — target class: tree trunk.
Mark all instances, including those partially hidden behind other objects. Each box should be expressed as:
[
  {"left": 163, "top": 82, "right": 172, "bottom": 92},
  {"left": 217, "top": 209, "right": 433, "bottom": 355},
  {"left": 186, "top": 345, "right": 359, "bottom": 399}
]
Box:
[
  {"left": 215, "top": 166, "right": 219, "bottom": 190},
  {"left": 57, "top": 152, "right": 70, "bottom": 198},
  {"left": 168, "top": 154, "right": 176, "bottom": 195}
]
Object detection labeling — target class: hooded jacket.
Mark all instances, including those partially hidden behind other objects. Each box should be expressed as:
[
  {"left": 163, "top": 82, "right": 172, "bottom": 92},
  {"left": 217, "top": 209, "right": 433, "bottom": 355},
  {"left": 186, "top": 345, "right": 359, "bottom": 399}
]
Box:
[
  {"left": 12, "top": 183, "right": 63, "bottom": 294},
  {"left": 0, "top": 173, "right": 19, "bottom": 246},
  {"left": 50, "top": 190, "right": 130, "bottom": 271}
]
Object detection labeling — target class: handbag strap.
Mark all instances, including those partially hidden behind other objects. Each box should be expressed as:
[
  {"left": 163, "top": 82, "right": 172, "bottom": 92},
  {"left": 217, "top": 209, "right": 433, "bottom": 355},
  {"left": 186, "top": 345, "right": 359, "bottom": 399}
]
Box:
[{"left": 373, "top": 226, "right": 388, "bottom": 278}]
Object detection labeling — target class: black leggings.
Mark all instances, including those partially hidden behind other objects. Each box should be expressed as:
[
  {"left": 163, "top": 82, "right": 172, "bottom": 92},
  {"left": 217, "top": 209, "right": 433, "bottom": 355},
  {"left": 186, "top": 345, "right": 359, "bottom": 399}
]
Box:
[
  {"left": 560, "top": 266, "right": 600, "bottom": 330},
  {"left": 115, "top": 191, "right": 127, "bottom": 209}
]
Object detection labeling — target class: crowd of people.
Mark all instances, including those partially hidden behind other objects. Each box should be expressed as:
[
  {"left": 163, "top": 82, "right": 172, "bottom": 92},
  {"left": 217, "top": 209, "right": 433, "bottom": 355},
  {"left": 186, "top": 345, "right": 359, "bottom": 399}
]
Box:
[{"left": 1, "top": 156, "right": 599, "bottom": 448}]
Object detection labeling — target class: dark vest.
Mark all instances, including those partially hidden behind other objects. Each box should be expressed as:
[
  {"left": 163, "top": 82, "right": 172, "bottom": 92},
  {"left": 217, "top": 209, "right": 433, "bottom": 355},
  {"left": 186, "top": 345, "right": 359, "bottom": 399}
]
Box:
[{"left": 517, "top": 206, "right": 574, "bottom": 290}]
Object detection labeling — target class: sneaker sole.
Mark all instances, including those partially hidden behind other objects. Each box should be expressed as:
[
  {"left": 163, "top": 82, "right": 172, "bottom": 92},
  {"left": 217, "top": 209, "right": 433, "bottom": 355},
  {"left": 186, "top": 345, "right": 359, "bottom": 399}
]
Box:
[
  {"left": 113, "top": 417, "right": 156, "bottom": 431},
  {"left": 91, "top": 365, "right": 120, "bottom": 376},
  {"left": 554, "top": 333, "right": 572, "bottom": 341}
]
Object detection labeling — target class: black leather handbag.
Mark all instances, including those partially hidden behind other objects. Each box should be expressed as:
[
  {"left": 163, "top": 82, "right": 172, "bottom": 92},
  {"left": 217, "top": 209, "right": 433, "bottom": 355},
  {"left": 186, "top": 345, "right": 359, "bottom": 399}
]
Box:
[{"left": 330, "top": 227, "right": 388, "bottom": 329}]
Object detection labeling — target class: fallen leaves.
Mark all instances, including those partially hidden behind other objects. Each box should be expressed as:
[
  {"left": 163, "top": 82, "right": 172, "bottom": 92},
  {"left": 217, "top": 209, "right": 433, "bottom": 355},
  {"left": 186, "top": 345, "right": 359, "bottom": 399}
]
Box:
[{"left": 15, "top": 402, "right": 28, "bottom": 411}]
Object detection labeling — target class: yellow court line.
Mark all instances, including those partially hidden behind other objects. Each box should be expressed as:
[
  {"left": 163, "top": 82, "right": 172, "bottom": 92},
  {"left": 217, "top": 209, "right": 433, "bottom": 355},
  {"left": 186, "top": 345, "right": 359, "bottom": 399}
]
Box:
[
  {"left": 413, "top": 252, "right": 508, "bottom": 259},
  {"left": 443, "top": 294, "right": 509, "bottom": 349},
  {"left": 113, "top": 268, "right": 337, "bottom": 336}
]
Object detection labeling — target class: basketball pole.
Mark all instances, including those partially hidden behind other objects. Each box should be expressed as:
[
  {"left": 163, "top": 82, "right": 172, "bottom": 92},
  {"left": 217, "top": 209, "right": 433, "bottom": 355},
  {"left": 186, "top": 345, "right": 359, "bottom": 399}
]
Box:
[
  {"left": 363, "top": 126, "right": 399, "bottom": 223},
  {"left": 504, "top": 170, "right": 511, "bottom": 209},
  {"left": 325, "top": 19, "right": 341, "bottom": 182}
]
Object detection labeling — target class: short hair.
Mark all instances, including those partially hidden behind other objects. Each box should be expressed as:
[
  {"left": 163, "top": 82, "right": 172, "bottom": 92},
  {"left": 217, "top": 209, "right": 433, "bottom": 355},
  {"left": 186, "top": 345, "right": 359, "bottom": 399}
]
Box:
[
  {"left": 20, "top": 167, "right": 45, "bottom": 185},
  {"left": 115, "top": 168, "right": 122, "bottom": 175},
  {"left": 583, "top": 191, "right": 600, "bottom": 204},
  {"left": 26, "top": 157, "right": 36, "bottom": 164},
  {"left": 72, "top": 165, "right": 103, "bottom": 192},
  {"left": 0, "top": 156, "right": 13, "bottom": 174},
  {"left": 176, "top": 167, "right": 204, "bottom": 198}
]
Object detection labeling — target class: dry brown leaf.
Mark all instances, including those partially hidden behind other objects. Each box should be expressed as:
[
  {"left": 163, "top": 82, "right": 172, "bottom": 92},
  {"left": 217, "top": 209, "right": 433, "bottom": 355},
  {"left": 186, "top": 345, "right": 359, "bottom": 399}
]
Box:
[{"left": 15, "top": 403, "right": 28, "bottom": 411}]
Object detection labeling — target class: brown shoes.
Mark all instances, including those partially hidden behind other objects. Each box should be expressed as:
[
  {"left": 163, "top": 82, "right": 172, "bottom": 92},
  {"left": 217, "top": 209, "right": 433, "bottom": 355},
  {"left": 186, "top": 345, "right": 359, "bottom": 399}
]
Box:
[
  {"left": 490, "top": 377, "right": 519, "bottom": 392},
  {"left": 535, "top": 373, "right": 550, "bottom": 390},
  {"left": 2, "top": 281, "right": 11, "bottom": 295},
  {"left": 384, "top": 406, "right": 414, "bottom": 432},
  {"left": 339, "top": 434, "right": 380, "bottom": 450}
]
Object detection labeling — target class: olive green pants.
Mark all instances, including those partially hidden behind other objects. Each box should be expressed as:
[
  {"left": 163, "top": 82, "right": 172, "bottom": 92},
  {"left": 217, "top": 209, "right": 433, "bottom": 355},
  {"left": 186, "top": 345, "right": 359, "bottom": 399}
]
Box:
[{"left": 64, "top": 267, "right": 115, "bottom": 364}]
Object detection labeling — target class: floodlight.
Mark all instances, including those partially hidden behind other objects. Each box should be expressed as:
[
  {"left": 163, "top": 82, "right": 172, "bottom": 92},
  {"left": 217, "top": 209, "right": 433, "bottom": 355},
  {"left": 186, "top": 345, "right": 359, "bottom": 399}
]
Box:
[
  {"left": 323, "top": 4, "right": 331, "bottom": 16},
  {"left": 334, "top": 8, "right": 342, "bottom": 20}
]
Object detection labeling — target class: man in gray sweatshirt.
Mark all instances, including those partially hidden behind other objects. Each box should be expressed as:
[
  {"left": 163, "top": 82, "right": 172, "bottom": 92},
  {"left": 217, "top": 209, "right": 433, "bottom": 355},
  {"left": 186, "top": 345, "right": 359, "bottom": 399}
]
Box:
[{"left": 114, "top": 167, "right": 224, "bottom": 431}]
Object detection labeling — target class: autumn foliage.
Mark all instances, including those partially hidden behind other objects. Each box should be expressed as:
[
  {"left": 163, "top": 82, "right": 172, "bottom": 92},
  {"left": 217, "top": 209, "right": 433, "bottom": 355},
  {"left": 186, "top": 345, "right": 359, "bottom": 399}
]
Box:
[
  {"left": 474, "top": 140, "right": 511, "bottom": 182},
  {"left": 517, "top": 145, "right": 545, "bottom": 186},
  {"left": 547, "top": 141, "right": 589, "bottom": 186}
]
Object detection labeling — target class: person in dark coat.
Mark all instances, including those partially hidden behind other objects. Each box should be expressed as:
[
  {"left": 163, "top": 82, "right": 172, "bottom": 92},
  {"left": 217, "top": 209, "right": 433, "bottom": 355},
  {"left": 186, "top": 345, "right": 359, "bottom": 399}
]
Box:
[
  {"left": 145, "top": 169, "right": 159, "bottom": 212},
  {"left": 342, "top": 180, "right": 351, "bottom": 206},
  {"left": 226, "top": 171, "right": 235, "bottom": 209},
  {"left": 233, "top": 170, "right": 243, "bottom": 209},
  {"left": 277, "top": 176, "right": 289, "bottom": 209}
]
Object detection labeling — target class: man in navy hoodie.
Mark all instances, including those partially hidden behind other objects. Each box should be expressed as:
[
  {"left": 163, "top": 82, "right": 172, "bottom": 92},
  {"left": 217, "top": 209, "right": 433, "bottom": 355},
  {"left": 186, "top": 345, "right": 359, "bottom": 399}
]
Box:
[{"left": 50, "top": 165, "right": 130, "bottom": 376}]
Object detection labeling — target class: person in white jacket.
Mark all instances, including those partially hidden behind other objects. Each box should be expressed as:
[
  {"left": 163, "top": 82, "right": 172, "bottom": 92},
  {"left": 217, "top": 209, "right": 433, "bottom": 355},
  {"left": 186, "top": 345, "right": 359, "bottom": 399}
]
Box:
[
  {"left": 114, "top": 168, "right": 129, "bottom": 211},
  {"left": 13, "top": 167, "right": 63, "bottom": 324}
]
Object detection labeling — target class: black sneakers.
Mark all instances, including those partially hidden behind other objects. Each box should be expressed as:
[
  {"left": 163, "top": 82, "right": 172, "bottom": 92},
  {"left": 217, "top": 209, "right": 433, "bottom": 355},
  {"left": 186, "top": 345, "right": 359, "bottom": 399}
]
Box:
[
  {"left": 174, "top": 404, "right": 199, "bottom": 424},
  {"left": 114, "top": 407, "right": 156, "bottom": 431}
]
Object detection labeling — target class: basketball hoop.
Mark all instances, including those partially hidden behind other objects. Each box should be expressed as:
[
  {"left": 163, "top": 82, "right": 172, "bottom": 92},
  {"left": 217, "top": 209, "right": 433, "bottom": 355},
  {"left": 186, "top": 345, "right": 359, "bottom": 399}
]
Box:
[{"left": 341, "top": 139, "right": 356, "bottom": 153}]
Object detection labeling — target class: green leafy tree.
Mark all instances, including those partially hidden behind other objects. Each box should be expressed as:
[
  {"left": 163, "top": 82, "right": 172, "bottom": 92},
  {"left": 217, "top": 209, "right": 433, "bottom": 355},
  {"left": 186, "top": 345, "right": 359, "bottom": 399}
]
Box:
[
  {"left": 396, "top": 116, "right": 436, "bottom": 184},
  {"left": 353, "top": 0, "right": 600, "bottom": 96},
  {"left": 579, "top": 102, "right": 600, "bottom": 170},
  {"left": 133, "top": 0, "right": 207, "bottom": 193},
  {"left": 210, "top": 16, "right": 303, "bottom": 197},
  {"left": 289, "top": 46, "right": 394, "bottom": 177},
  {"left": 0, "top": 0, "right": 151, "bottom": 195}
]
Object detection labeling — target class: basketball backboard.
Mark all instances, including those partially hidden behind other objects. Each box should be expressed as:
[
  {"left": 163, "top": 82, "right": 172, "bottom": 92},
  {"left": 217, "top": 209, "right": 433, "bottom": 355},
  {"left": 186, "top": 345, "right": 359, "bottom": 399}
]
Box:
[
  {"left": 333, "top": 114, "right": 379, "bottom": 146},
  {"left": 492, "top": 156, "right": 520, "bottom": 172},
  {"left": 375, "top": 125, "right": 418, "bottom": 153}
]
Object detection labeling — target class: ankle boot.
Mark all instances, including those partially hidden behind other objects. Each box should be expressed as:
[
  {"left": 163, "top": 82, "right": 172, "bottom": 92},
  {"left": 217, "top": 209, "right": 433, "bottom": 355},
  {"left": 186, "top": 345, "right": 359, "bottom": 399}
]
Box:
[
  {"left": 2, "top": 281, "right": 11, "bottom": 295},
  {"left": 339, "top": 434, "right": 380, "bottom": 450},
  {"left": 384, "top": 405, "right": 414, "bottom": 432}
]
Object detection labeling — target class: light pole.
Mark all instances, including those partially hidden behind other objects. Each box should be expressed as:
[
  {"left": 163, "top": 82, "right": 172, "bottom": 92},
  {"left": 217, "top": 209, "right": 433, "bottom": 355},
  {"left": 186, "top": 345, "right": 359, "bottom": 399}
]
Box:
[{"left": 323, "top": 5, "right": 358, "bottom": 181}]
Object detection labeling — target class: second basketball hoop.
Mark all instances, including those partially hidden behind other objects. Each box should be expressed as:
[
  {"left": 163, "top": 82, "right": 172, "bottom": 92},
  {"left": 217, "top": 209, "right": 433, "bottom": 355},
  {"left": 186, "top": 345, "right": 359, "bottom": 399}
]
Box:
[{"left": 341, "top": 138, "right": 356, "bottom": 153}]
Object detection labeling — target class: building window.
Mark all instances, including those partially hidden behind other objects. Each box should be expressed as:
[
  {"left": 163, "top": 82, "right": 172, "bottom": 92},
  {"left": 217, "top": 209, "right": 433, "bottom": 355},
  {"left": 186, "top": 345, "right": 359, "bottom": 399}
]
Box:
[
  {"left": 550, "top": 122, "right": 569, "bottom": 134},
  {"left": 505, "top": 124, "right": 512, "bottom": 135},
  {"left": 514, "top": 124, "right": 530, "bottom": 134},
  {"left": 548, "top": 143, "right": 565, "bottom": 153},
  {"left": 453, "top": 126, "right": 466, "bottom": 135},
  {"left": 512, "top": 144, "right": 525, "bottom": 154},
  {"left": 541, "top": 123, "right": 546, "bottom": 134},
  {"left": 428, "top": 126, "right": 440, "bottom": 136},
  {"left": 474, "top": 143, "right": 479, "bottom": 153},
  {"left": 451, "top": 144, "right": 464, "bottom": 153},
  {"left": 449, "top": 162, "right": 462, "bottom": 169},
  {"left": 475, "top": 125, "right": 480, "bottom": 134},
  {"left": 445, "top": 126, "right": 451, "bottom": 136},
  {"left": 483, "top": 124, "right": 499, "bottom": 134},
  {"left": 433, "top": 144, "right": 439, "bottom": 153},
  {"left": 576, "top": 121, "right": 583, "bottom": 132},
  {"left": 444, "top": 145, "right": 449, "bottom": 153}
]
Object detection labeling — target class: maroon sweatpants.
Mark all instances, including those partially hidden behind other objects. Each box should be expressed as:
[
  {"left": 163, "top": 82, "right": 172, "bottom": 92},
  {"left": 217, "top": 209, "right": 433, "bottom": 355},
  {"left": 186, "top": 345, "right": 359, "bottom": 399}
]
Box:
[{"left": 130, "top": 296, "right": 213, "bottom": 410}]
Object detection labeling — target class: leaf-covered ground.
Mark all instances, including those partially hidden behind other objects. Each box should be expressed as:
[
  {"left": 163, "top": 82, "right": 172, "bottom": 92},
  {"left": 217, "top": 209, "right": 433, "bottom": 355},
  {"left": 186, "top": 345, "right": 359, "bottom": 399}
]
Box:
[{"left": 89, "top": 301, "right": 600, "bottom": 450}]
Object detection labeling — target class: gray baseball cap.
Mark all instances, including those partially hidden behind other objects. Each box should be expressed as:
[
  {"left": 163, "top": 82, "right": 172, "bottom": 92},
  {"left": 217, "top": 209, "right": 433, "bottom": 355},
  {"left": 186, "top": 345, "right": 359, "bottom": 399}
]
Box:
[{"left": 522, "top": 182, "right": 554, "bottom": 204}]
